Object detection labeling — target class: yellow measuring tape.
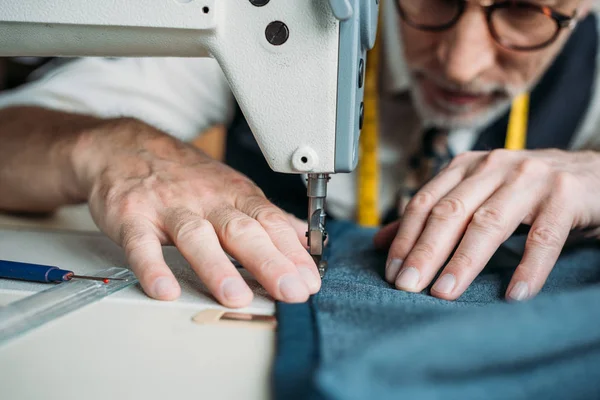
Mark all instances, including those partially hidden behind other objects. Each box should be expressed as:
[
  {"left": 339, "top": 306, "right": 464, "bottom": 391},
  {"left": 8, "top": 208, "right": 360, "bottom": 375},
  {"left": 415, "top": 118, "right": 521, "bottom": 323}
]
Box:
[
  {"left": 357, "top": 12, "right": 382, "bottom": 227},
  {"left": 505, "top": 93, "right": 530, "bottom": 150},
  {"left": 357, "top": 14, "right": 528, "bottom": 227}
]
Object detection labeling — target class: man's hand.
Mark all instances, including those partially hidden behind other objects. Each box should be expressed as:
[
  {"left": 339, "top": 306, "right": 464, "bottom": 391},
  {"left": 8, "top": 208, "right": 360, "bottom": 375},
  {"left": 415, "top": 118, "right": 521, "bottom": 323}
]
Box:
[
  {"left": 73, "top": 119, "right": 320, "bottom": 307},
  {"left": 374, "top": 149, "right": 600, "bottom": 301}
]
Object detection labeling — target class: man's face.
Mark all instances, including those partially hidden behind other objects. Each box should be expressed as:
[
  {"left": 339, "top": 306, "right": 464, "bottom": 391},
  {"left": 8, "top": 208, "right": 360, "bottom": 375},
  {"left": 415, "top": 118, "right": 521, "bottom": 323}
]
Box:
[{"left": 400, "top": 0, "right": 590, "bottom": 129}]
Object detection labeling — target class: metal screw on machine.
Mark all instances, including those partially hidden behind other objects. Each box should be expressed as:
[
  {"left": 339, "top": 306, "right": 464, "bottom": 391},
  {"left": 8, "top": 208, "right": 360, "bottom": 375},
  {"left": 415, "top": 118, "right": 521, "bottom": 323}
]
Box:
[
  {"left": 265, "top": 21, "right": 289, "bottom": 46},
  {"left": 249, "top": 0, "right": 270, "bottom": 6}
]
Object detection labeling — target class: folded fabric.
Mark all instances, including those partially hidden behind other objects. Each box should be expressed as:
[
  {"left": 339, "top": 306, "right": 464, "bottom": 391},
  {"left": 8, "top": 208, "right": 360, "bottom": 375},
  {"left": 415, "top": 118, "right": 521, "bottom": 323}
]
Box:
[{"left": 274, "top": 222, "right": 600, "bottom": 400}]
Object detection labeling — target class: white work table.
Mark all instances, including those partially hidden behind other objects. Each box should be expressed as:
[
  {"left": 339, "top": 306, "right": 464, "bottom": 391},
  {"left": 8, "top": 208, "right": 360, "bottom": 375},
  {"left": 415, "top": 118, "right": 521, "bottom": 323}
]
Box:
[{"left": 0, "top": 205, "right": 276, "bottom": 400}]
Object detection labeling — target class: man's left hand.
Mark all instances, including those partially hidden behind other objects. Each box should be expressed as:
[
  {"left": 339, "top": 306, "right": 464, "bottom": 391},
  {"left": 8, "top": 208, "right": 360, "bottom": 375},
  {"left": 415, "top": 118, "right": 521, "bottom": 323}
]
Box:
[{"left": 374, "top": 149, "right": 600, "bottom": 301}]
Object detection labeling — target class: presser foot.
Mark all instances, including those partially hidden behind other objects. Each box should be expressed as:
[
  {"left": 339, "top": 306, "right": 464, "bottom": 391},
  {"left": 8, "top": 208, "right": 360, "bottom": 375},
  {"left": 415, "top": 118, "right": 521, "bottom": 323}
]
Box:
[{"left": 307, "top": 173, "right": 330, "bottom": 279}]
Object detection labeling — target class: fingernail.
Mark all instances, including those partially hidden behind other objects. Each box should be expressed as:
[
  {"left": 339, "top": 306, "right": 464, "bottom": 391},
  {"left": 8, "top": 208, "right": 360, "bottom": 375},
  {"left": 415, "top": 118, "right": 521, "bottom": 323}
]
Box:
[
  {"left": 432, "top": 274, "right": 456, "bottom": 294},
  {"left": 385, "top": 259, "right": 403, "bottom": 282},
  {"left": 222, "top": 277, "right": 251, "bottom": 302},
  {"left": 509, "top": 281, "right": 529, "bottom": 301},
  {"left": 153, "top": 277, "right": 178, "bottom": 299},
  {"left": 298, "top": 267, "right": 320, "bottom": 292},
  {"left": 396, "top": 267, "right": 420, "bottom": 291},
  {"left": 279, "top": 274, "right": 309, "bottom": 302}
]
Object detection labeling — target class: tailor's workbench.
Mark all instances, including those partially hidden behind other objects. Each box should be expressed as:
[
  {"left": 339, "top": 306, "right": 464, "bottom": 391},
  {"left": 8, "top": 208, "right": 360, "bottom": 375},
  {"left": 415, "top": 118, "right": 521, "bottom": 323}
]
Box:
[{"left": 0, "top": 205, "right": 275, "bottom": 400}]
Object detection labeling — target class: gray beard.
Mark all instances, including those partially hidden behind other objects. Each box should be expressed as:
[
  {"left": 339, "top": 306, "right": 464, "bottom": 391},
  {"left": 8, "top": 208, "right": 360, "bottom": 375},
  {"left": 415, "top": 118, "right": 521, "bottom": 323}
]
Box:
[{"left": 409, "top": 82, "right": 515, "bottom": 131}]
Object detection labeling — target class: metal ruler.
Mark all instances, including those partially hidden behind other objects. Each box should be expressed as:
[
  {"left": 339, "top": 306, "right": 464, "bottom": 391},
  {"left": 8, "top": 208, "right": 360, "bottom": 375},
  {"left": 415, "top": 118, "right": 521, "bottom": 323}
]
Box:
[{"left": 0, "top": 267, "right": 137, "bottom": 345}]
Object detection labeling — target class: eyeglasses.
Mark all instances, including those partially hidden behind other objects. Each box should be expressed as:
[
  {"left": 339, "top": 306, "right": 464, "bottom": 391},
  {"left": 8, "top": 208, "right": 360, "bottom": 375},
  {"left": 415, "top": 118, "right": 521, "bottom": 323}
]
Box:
[{"left": 395, "top": 0, "right": 579, "bottom": 51}]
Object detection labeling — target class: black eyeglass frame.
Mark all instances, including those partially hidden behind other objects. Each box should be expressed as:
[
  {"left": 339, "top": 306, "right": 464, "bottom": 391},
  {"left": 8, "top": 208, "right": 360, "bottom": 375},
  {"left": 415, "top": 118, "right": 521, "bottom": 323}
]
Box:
[{"left": 395, "top": 0, "right": 579, "bottom": 51}]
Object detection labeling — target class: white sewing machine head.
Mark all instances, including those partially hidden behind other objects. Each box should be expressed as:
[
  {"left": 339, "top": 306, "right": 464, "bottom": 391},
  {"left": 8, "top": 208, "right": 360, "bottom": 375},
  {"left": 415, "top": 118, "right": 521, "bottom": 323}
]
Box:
[{"left": 0, "top": 0, "right": 379, "bottom": 174}]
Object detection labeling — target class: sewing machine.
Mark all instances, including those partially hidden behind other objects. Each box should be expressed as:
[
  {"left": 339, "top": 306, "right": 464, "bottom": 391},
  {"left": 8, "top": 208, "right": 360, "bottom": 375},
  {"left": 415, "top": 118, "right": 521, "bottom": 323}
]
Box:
[{"left": 0, "top": 0, "right": 379, "bottom": 274}]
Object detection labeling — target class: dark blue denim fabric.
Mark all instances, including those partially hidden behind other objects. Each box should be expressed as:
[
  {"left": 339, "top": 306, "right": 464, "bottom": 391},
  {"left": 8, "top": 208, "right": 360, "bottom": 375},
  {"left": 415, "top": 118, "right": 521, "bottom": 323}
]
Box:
[{"left": 274, "top": 222, "right": 600, "bottom": 400}]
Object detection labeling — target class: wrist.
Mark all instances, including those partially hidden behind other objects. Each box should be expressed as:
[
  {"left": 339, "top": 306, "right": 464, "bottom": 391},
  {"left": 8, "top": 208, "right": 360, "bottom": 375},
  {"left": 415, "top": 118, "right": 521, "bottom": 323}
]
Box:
[
  {"left": 70, "top": 117, "right": 173, "bottom": 199},
  {"left": 70, "top": 117, "right": 137, "bottom": 199}
]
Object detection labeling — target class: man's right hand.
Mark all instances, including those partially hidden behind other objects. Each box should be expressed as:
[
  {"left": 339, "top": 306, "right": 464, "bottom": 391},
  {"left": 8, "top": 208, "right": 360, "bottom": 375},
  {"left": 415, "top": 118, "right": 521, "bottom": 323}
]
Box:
[{"left": 72, "top": 118, "right": 321, "bottom": 307}]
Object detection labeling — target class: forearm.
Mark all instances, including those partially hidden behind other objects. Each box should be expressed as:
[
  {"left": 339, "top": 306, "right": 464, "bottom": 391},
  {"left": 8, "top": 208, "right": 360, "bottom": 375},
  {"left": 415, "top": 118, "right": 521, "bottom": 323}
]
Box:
[{"left": 0, "top": 106, "right": 114, "bottom": 212}]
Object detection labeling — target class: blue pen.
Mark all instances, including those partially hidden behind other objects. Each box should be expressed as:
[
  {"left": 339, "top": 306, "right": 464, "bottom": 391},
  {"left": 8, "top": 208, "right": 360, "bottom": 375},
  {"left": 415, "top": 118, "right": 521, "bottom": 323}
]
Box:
[{"left": 0, "top": 259, "right": 124, "bottom": 284}]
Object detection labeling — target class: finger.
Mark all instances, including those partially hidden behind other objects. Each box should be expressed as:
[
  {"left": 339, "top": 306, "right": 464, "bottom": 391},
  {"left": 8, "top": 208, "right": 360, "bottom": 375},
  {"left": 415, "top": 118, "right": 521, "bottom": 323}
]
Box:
[
  {"left": 430, "top": 169, "right": 547, "bottom": 300},
  {"left": 506, "top": 199, "right": 572, "bottom": 302},
  {"left": 208, "top": 206, "right": 310, "bottom": 303},
  {"left": 395, "top": 163, "right": 506, "bottom": 292},
  {"left": 385, "top": 159, "right": 471, "bottom": 284},
  {"left": 374, "top": 220, "right": 401, "bottom": 250},
  {"left": 120, "top": 219, "right": 181, "bottom": 301},
  {"left": 165, "top": 209, "right": 254, "bottom": 308},
  {"left": 286, "top": 213, "right": 309, "bottom": 249},
  {"left": 239, "top": 196, "right": 320, "bottom": 293}
]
